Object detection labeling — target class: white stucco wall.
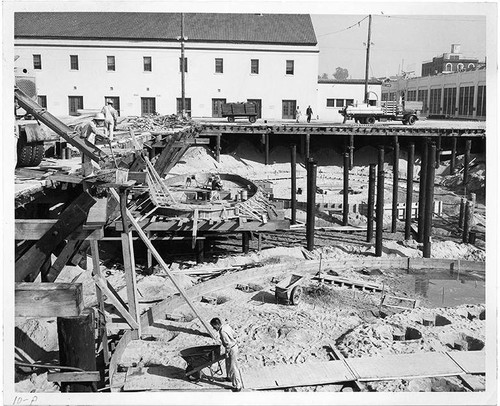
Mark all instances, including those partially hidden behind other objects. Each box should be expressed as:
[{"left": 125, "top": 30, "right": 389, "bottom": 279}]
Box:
[
  {"left": 316, "top": 82, "right": 382, "bottom": 122},
  {"left": 14, "top": 39, "right": 319, "bottom": 120}
]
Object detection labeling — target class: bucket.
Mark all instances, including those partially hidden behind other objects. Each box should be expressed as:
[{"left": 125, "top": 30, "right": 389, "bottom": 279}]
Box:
[{"left": 468, "top": 231, "right": 477, "bottom": 244}]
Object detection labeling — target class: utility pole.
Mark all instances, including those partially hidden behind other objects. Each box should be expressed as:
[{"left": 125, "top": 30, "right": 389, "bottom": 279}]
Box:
[
  {"left": 180, "top": 13, "right": 186, "bottom": 118},
  {"left": 364, "top": 14, "right": 372, "bottom": 104}
]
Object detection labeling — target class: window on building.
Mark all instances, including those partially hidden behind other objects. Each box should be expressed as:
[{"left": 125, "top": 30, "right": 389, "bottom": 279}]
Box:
[
  {"left": 179, "top": 57, "right": 188, "bottom": 73},
  {"left": 105, "top": 96, "right": 120, "bottom": 116},
  {"left": 326, "top": 99, "right": 335, "bottom": 107},
  {"left": 37, "top": 95, "right": 47, "bottom": 108},
  {"left": 450, "top": 55, "right": 459, "bottom": 60},
  {"left": 215, "top": 58, "right": 223, "bottom": 73},
  {"left": 282, "top": 100, "right": 296, "bottom": 119},
  {"left": 33, "top": 54, "right": 42, "bottom": 70},
  {"left": 177, "top": 98, "right": 192, "bottom": 117},
  {"left": 70, "top": 55, "right": 79, "bottom": 70},
  {"left": 417, "top": 89, "right": 429, "bottom": 113},
  {"left": 335, "top": 99, "right": 344, "bottom": 108},
  {"left": 381, "top": 93, "right": 388, "bottom": 101},
  {"left": 429, "top": 88, "right": 442, "bottom": 115},
  {"left": 457, "top": 63, "right": 464, "bottom": 71},
  {"left": 458, "top": 86, "right": 474, "bottom": 116},
  {"left": 445, "top": 63, "right": 452, "bottom": 72},
  {"left": 345, "top": 99, "right": 354, "bottom": 106},
  {"left": 286, "top": 60, "right": 294, "bottom": 75},
  {"left": 476, "top": 85, "right": 486, "bottom": 117},
  {"left": 468, "top": 63, "right": 475, "bottom": 70},
  {"left": 251, "top": 59, "right": 259, "bottom": 74},
  {"left": 141, "top": 97, "right": 156, "bottom": 115},
  {"left": 68, "top": 96, "right": 83, "bottom": 116},
  {"left": 212, "top": 98, "right": 226, "bottom": 118},
  {"left": 407, "top": 90, "right": 417, "bottom": 101},
  {"left": 443, "top": 87, "right": 457, "bottom": 116},
  {"left": 107, "top": 56, "right": 116, "bottom": 71},
  {"left": 143, "top": 57, "right": 152, "bottom": 72}
]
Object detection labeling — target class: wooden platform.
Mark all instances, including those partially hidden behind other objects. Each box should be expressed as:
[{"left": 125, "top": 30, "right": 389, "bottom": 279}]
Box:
[{"left": 312, "top": 274, "right": 383, "bottom": 293}]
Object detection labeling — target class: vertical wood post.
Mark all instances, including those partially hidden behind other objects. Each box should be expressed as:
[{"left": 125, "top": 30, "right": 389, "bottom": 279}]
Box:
[
  {"left": 291, "top": 144, "right": 297, "bottom": 225},
  {"left": 305, "top": 134, "right": 310, "bottom": 161},
  {"left": 458, "top": 198, "right": 466, "bottom": 230},
  {"left": 463, "top": 139, "right": 472, "bottom": 195},
  {"left": 90, "top": 241, "right": 109, "bottom": 366},
  {"left": 375, "top": 146, "right": 385, "bottom": 257},
  {"left": 435, "top": 136, "right": 442, "bottom": 168},
  {"left": 215, "top": 133, "right": 221, "bottom": 163},
  {"left": 423, "top": 142, "right": 436, "bottom": 258},
  {"left": 146, "top": 231, "right": 153, "bottom": 269},
  {"left": 306, "top": 158, "right": 317, "bottom": 251},
  {"left": 196, "top": 239, "right": 205, "bottom": 263},
  {"left": 119, "top": 187, "right": 140, "bottom": 339},
  {"left": 57, "top": 308, "right": 96, "bottom": 392},
  {"left": 264, "top": 132, "right": 270, "bottom": 165},
  {"left": 367, "top": 163, "right": 376, "bottom": 243},
  {"left": 404, "top": 143, "right": 415, "bottom": 240},
  {"left": 462, "top": 201, "right": 471, "bottom": 243},
  {"left": 349, "top": 134, "right": 354, "bottom": 170},
  {"left": 343, "top": 151, "right": 349, "bottom": 226},
  {"left": 417, "top": 138, "right": 429, "bottom": 243},
  {"left": 242, "top": 232, "right": 250, "bottom": 254},
  {"left": 391, "top": 136, "right": 399, "bottom": 233},
  {"left": 450, "top": 137, "right": 457, "bottom": 175}
]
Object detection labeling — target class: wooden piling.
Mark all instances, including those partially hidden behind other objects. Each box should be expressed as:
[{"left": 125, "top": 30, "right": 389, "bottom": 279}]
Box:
[
  {"left": 343, "top": 151, "right": 349, "bottom": 226},
  {"left": 417, "top": 138, "right": 429, "bottom": 243},
  {"left": 264, "top": 132, "right": 270, "bottom": 165},
  {"left": 405, "top": 143, "right": 415, "bottom": 240},
  {"left": 462, "top": 201, "right": 471, "bottom": 243},
  {"left": 242, "top": 231, "right": 250, "bottom": 254},
  {"left": 423, "top": 142, "right": 436, "bottom": 258},
  {"left": 305, "top": 134, "right": 310, "bottom": 161},
  {"left": 458, "top": 198, "right": 465, "bottom": 230},
  {"left": 436, "top": 136, "right": 442, "bottom": 168},
  {"left": 349, "top": 134, "right": 354, "bottom": 170},
  {"left": 306, "top": 158, "right": 317, "bottom": 251},
  {"left": 375, "top": 146, "right": 384, "bottom": 257},
  {"left": 464, "top": 139, "right": 472, "bottom": 194},
  {"left": 215, "top": 133, "right": 221, "bottom": 163},
  {"left": 391, "top": 136, "right": 399, "bottom": 233},
  {"left": 450, "top": 137, "right": 457, "bottom": 175},
  {"left": 57, "top": 308, "right": 96, "bottom": 392},
  {"left": 196, "top": 239, "right": 205, "bottom": 263},
  {"left": 367, "top": 164, "right": 376, "bottom": 243},
  {"left": 291, "top": 144, "right": 297, "bottom": 225}
]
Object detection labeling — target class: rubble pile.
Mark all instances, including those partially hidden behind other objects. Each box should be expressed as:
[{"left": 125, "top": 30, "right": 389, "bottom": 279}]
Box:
[{"left": 119, "top": 114, "right": 195, "bottom": 132}]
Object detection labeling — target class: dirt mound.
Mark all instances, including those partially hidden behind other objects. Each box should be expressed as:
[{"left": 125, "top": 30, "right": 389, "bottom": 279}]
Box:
[{"left": 171, "top": 146, "right": 218, "bottom": 173}]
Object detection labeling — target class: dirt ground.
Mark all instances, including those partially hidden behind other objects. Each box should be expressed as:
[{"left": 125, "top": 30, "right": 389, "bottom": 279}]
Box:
[{"left": 15, "top": 136, "right": 487, "bottom": 393}]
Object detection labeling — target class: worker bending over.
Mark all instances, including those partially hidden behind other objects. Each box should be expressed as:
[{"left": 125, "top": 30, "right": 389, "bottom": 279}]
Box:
[
  {"left": 210, "top": 318, "right": 243, "bottom": 392},
  {"left": 101, "top": 100, "right": 119, "bottom": 141}
]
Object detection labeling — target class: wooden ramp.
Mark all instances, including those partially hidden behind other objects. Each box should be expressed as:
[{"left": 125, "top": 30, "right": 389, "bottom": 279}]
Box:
[{"left": 241, "top": 351, "right": 485, "bottom": 390}]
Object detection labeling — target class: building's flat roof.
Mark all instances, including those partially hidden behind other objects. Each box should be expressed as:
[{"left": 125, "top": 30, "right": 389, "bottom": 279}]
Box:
[
  {"left": 318, "top": 79, "right": 382, "bottom": 85},
  {"left": 15, "top": 12, "right": 317, "bottom": 46}
]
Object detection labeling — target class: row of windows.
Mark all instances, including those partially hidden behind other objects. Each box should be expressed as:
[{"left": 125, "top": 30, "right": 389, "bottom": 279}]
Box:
[
  {"left": 383, "top": 84, "right": 486, "bottom": 117},
  {"left": 32, "top": 54, "right": 294, "bottom": 75},
  {"left": 326, "top": 98, "right": 354, "bottom": 108}
]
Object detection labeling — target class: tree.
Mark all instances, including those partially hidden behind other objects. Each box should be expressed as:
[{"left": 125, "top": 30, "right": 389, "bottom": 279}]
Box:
[
  {"left": 320, "top": 73, "right": 329, "bottom": 79},
  {"left": 333, "top": 67, "right": 349, "bottom": 80}
]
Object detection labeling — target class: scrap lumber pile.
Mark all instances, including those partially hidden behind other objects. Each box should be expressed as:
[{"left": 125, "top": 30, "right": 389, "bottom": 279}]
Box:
[{"left": 119, "top": 114, "right": 196, "bottom": 132}]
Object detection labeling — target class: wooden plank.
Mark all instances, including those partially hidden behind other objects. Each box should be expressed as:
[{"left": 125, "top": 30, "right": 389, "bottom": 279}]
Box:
[
  {"left": 447, "top": 351, "right": 485, "bottom": 374},
  {"left": 47, "top": 173, "right": 83, "bottom": 184},
  {"left": 329, "top": 344, "right": 364, "bottom": 391},
  {"left": 85, "top": 197, "right": 108, "bottom": 227},
  {"left": 15, "top": 220, "right": 103, "bottom": 240},
  {"left": 48, "top": 371, "right": 100, "bottom": 383},
  {"left": 44, "top": 240, "right": 82, "bottom": 282},
  {"left": 15, "top": 282, "right": 83, "bottom": 318},
  {"left": 458, "top": 374, "right": 485, "bottom": 391},
  {"left": 15, "top": 192, "right": 96, "bottom": 282},
  {"left": 348, "top": 352, "right": 468, "bottom": 381}
]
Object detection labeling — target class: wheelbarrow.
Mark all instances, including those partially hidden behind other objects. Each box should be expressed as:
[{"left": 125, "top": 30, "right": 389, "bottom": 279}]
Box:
[
  {"left": 179, "top": 344, "right": 226, "bottom": 382},
  {"left": 275, "top": 273, "right": 304, "bottom": 305}
]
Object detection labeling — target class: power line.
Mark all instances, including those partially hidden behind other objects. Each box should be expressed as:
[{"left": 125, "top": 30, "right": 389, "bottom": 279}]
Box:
[
  {"left": 381, "top": 15, "right": 485, "bottom": 23},
  {"left": 317, "top": 15, "right": 369, "bottom": 37}
]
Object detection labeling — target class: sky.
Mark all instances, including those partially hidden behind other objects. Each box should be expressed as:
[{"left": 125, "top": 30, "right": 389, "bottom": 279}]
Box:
[{"left": 311, "top": 14, "right": 487, "bottom": 79}]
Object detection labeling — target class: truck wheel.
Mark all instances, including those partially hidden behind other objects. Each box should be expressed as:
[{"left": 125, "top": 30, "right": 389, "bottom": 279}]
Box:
[
  {"left": 228, "top": 117, "right": 235, "bottom": 123},
  {"left": 366, "top": 116, "right": 376, "bottom": 125},
  {"left": 29, "top": 144, "right": 45, "bottom": 166},
  {"left": 249, "top": 116, "right": 256, "bottom": 123},
  {"left": 17, "top": 144, "right": 34, "bottom": 167},
  {"left": 407, "top": 115, "right": 416, "bottom": 125}
]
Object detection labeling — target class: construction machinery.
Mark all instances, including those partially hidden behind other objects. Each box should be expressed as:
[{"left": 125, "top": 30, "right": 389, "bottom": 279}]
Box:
[{"left": 339, "top": 100, "right": 423, "bottom": 125}]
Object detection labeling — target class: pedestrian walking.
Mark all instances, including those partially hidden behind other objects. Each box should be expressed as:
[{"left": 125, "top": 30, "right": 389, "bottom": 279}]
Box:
[
  {"left": 101, "top": 100, "right": 118, "bottom": 141},
  {"left": 306, "top": 105, "right": 313, "bottom": 123},
  {"left": 295, "top": 106, "right": 301, "bottom": 123},
  {"left": 210, "top": 317, "right": 243, "bottom": 392}
]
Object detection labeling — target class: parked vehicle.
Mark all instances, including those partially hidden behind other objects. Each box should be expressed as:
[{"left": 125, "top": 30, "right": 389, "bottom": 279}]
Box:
[
  {"left": 221, "top": 102, "right": 258, "bottom": 123},
  {"left": 339, "top": 100, "right": 423, "bottom": 125}
]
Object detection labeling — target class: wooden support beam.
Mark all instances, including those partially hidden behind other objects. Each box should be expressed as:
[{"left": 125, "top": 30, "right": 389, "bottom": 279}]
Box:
[
  {"left": 84, "top": 197, "right": 108, "bottom": 228},
  {"left": 15, "top": 192, "right": 97, "bottom": 282},
  {"left": 391, "top": 136, "right": 399, "bottom": 233},
  {"left": 404, "top": 143, "right": 415, "bottom": 240},
  {"left": 417, "top": 138, "right": 428, "bottom": 243},
  {"left": 306, "top": 158, "right": 317, "bottom": 251},
  {"left": 16, "top": 220, "right": 103, "bottom": 241},
  {"left": 15, "top": 283, "right": 83, "bottom": 318},
  {"left": 109, "top": 188, "right": 218, "bottom": 340},
  {"left": 367, "top": 164, "right": 376, "bottom": 243},
  {"left": 343, "top": 151, "right": 349, "bottom": 226},
  {"left": 48, "top": 371, "right": 100, "bottom": 383},
  {"left": 375, "top": 147, "right": 385, "bottom": 257},
  {"left": 44, "top": 240, "right": 82, "bottom": 282},
  {"left": 290, "top": 144, "right": 297, "bottom": 225},
  {"left": 215, "top": 133, "right": 221, "bottom": 163}
]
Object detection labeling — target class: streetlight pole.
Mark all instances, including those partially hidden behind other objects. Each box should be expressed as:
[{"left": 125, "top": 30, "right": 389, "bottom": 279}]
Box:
[
  {"left": 180, "top": 13, "right": 186, "bottom": 118},
  {"left": 364, "top": 14, "right": 372, "bottom": 104}
]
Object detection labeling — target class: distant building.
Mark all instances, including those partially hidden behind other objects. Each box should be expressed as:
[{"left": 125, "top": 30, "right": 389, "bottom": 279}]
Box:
[
  {"left": 14, "top": 12, "right": 319, "bottom": 120},
  {"left": 421, "top": 44, "right": 480, "bottom": 76},
  {"left": 317, "top": 79, "right": 382, "bottom": 122}
]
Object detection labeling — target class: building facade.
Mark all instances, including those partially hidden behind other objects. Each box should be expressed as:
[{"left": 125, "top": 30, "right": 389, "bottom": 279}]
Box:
[
  {"left": 14, "top": 12, "right": 319, "bottom": 120},
  {"left": 317, "top": 79, "right": 382, "bottom": 122},
  {"left": 421, "top": 44, "right": 480, "bottom": 77}
]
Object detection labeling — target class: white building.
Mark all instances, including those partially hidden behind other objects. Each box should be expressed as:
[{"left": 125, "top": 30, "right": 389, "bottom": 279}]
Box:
[
  {"left": 317, "top": 79, "right": 382, "bottom": 122},
  {"left": 14, "top": 12, "right": 320, "bottom": 120}
]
